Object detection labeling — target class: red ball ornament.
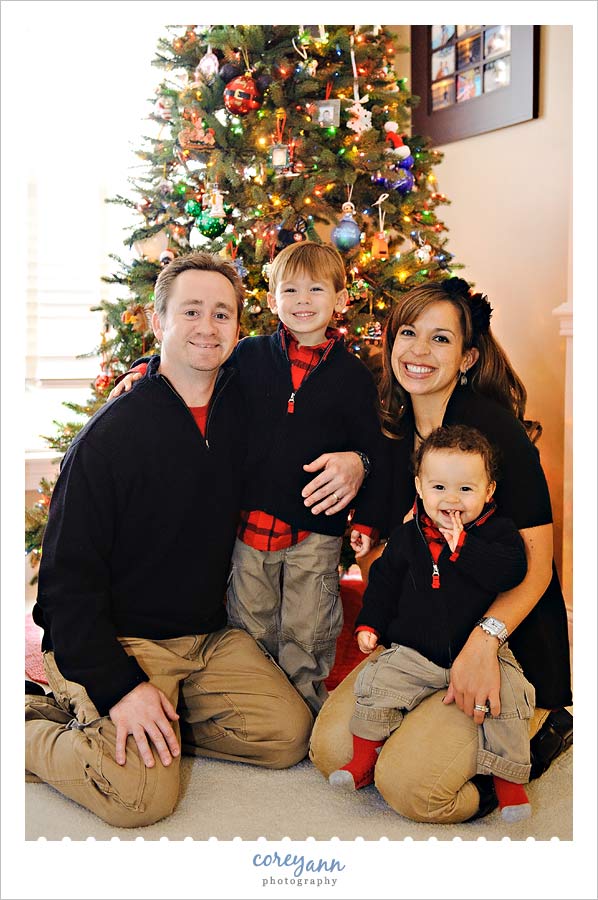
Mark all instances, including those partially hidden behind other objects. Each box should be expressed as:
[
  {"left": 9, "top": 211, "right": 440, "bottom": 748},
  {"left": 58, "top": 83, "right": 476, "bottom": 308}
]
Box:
[
  {"left": 223, "top": 75, "right": 261, "bottom": 114},
  {"left": 94, "top": 373, "right": 111, "bottom": 393}
]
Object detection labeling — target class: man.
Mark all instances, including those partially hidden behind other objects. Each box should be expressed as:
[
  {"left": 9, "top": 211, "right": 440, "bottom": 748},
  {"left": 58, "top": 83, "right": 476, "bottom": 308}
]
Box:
[{"left": 25, "top": 252, "right": 313, "bottom": 828}]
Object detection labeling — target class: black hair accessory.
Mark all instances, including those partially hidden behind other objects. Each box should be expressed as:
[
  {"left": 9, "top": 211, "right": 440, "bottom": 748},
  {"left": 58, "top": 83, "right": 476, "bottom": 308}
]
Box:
[
  {"left": 443, "top": 277, "right": 492, "bottom": 335},
  {"left": 443, "top": 277, "right": 470, "bottom": 299},
  {"left": 468, "top": 291, "right": 493, "bottom": 335}
]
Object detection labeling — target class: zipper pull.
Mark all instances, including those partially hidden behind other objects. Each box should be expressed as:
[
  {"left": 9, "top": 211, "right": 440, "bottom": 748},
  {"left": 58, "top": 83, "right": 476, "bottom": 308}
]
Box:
[
  {"left": 287, "top": 391, "right": 295, "bottom": 414},
  {"left": 432, "top": 563, "right": 440, "bottom": 589}
]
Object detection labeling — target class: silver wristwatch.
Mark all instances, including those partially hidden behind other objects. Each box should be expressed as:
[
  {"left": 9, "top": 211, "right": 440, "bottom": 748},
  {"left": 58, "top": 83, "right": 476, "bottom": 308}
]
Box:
[{"left": 476, "top": 616, "right": 508, "bottom": 647}]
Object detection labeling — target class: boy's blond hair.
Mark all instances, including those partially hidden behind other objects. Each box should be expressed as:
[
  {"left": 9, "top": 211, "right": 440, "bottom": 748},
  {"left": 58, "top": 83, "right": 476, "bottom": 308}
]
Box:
[{"left": 269, "top": 241, "right": 347, "bottom": 294}]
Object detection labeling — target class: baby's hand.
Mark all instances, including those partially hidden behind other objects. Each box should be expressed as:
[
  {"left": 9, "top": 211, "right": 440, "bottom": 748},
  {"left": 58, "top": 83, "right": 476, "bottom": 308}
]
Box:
[
  {"left": 357, "top": 630, "right": 379, "bottom": 654},
  {"left": 350, "top": 529, "right": 373, "bottom": 560},
  {"left": 438, "top": 510, "right": 463, "bottom": 552},
  {"left": 108, "top": 372, "right": 143, "bottom": 400}
]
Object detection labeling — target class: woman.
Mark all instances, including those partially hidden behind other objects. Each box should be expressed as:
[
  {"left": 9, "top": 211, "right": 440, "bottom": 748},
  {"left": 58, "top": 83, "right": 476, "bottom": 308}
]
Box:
[{"left": 309, "top": 277, "right": 572, "bottom": 823}]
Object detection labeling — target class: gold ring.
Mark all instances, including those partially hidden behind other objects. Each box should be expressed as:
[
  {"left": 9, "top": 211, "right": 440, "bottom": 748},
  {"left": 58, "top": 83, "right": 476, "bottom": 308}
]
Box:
[{"left": 332, "top": 492, "right": 339, "bottom": 504}]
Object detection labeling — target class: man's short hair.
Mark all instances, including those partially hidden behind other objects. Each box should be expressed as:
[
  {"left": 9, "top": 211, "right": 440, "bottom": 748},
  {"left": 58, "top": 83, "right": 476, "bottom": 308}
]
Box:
[
  {"left": 269, "top": 241, "right": 347, "bottom": 294},
  {"left": 154, "top": 251, "right": 245, "bottom": 320}
]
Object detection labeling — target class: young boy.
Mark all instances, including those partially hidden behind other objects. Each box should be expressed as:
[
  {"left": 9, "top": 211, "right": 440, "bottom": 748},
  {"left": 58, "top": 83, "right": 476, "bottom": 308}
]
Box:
[
  {"left": 226, "top": 242, "right": 389, "bottom": 715},
  {"left": 113, "top": 243, "right": 388, "bottom": 716},
  {"left": 329, "top": 425, "right": 535, "bottom": 823}
]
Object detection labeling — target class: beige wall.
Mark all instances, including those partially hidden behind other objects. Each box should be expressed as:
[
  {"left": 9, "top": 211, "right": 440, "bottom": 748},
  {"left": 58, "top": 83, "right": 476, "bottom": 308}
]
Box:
[{"left": 391, "top": 26, "right": 572, "bottom": 602}]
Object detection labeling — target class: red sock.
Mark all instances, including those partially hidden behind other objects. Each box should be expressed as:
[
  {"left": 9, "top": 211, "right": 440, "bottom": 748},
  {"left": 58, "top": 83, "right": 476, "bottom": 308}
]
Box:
[
  {"left": 329, "top": 735, "right": 386, "bottom": 790},
  {"left": 493, "top": 776, "right": 531, "bottom": 822}
]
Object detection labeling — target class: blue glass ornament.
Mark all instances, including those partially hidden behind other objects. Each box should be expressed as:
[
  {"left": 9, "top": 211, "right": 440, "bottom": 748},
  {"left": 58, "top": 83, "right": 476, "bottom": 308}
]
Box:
[
  {"left": 233, "top": 256, "right": 248, "bottom": 278},
  {"left": 371, "top": 172, "right": 389, "bottom": 187},
  {"left": 397, "top": 154, "right": 414, "bottom": 169},
  {"left": 391, "top": 169, "right": 415, "bottom": 195},
  {"left": 331, "top": 203, "right": 361, "bottom": 251}
]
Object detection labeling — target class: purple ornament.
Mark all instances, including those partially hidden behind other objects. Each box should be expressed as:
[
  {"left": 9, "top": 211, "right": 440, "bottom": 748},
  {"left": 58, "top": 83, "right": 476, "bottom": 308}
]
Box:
[
  {"left": 371, "top": 172, "right": 389, "bottom": 187},
  {"left": 220, "top": 61, "right": 242, "bottom": 82},
  {"left": 391, "top": 170, "right": 415, "bottom": 195},
  {"left": 255, "top": 73, "right": 273, "bottom": 94},
  {"left": 397, "top": 154, "right": 414, "bottom": 169}
]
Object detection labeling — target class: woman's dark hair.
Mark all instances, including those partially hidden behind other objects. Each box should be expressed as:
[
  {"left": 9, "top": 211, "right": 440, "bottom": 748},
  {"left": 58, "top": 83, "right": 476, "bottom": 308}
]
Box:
[{"left": 379, "top": 278, "right": 541, "bottom": 442}]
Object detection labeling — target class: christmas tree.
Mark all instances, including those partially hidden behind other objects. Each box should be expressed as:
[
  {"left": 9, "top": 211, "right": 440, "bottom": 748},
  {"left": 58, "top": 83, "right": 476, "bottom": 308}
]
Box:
[{"left": 26, "top": 23, "right": 460, "bottom": 574}]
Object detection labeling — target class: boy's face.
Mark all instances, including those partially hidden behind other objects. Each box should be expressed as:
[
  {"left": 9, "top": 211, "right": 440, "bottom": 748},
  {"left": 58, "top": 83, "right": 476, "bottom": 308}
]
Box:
[
  {"left": 267, "top": 270, "right": 347, "bottom": 346},
  {"left": 414, "top": 449, "right": 495, "bottom": 529}
]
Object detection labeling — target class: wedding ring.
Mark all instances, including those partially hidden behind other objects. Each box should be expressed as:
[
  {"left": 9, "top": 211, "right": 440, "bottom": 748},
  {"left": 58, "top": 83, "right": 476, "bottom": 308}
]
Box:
[
  {"left": 474, "top": 704, "right": 490, "bottom": 713},
  {"left": 331, "top": 492, "right": 339, "bottom": 504}
]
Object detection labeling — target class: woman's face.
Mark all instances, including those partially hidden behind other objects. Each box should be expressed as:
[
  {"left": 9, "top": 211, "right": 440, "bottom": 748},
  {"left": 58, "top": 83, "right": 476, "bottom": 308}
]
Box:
[{"left": 391, "top": 301, "right": 477, "bottom": 403}]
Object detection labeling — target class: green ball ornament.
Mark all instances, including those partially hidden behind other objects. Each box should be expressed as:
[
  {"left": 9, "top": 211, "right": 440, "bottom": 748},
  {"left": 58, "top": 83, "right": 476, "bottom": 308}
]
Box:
[
  {"left": 184, "top": 199, "right": 202, "bottom": 216},
  {"left": 195, "top": 209, "right": 227, "bottom": 237}
]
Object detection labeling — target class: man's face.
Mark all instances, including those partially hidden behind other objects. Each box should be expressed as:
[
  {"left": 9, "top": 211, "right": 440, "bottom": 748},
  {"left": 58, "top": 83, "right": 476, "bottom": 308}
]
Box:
[{"left": 152, "top": 269, "right": 240, "bottom": 378}]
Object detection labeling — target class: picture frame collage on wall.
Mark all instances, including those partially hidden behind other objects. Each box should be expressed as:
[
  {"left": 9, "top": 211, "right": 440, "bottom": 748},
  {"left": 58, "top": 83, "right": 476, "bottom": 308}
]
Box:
[{"left": 411, "top": 25, "right": 540, "bottom": 145}]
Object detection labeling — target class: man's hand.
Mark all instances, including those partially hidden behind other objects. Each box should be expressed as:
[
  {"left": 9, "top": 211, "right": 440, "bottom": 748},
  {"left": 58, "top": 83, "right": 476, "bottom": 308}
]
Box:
[
  {"left": 109, "top": 682, "right": 180, "bottom": 768},
  {"left": 108, "top": 371, "right": 143, "bottom": 401},
  {"left": 357, "top": 631, "right": 379, "bottom": 654},
  {"left": 350, "top": 529, "right": 373, "bottom": 559},
  {"left": 443, "top": 628, "right": 501, "bottom": 725},
  {"left": 302, "top": 452, "right": 365, "bottom": 516},
  {"left": 438, "top": 509, "right": 463, "bottom": 552}
]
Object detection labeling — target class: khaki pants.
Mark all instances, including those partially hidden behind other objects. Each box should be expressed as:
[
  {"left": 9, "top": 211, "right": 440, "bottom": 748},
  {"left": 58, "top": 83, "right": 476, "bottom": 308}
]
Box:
[
  {"left": 25, "top": 628, "right": 312, "bottom": 828},
  {"left": 310, "top": 648, "right": 550, "bottom": 824},
  {"left": 351, "top": 643, "right": 535, "bottom": 783},
  {"left": 227, "top": 534, "right": 344, "bottom": 715}
]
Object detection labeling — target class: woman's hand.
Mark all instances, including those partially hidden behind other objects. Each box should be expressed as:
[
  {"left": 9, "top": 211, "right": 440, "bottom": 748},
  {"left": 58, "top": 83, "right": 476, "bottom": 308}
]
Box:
[
  {"left": 350, "top": 530, "right": 373, "bottom": 560},
  {"left": 108, "top": 372, "right": 143, "bottom": 401},
  {"left": 443, "top": 628, "right": 501, "bottom": 725},
  {"left": 302, "top": 451, "right": 365, "bottom": 516}
]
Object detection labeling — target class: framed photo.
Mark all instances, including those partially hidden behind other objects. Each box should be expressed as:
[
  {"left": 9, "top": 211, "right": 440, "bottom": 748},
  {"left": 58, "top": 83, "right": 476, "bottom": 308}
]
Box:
[
  {"left": 431, "top": 45, "right": 455, "bottom": 81},
  {"left": 315, "top": 99, "right": 341, "bottom": 127},
  {"left": 484, "top": 57, "right": 511, "bottom": 93},
  {"left": 431, "top": 25, "right": 455, "bottom": 49},
  {"left": 411, "top": 25, "right": 539, "bottom": 145},
  {"left": 457, "top": 68, "right": 482, "bottom": 103},
  {"left": 484, "top": 25, "right": 511, "bottom": 59},
  {"left": 431, "top": 78, "right": 455, "bottom": 111},
  {"left": 457, "top": 34, "right": 481, "bottom": 69}
]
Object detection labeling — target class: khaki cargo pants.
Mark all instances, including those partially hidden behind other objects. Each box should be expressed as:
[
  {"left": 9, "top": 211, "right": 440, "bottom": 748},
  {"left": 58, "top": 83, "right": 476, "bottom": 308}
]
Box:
[
  {"left": 310, "top": 646, "right": 550, "bottom": 824},
  {"left": 350, "top": 643, "right": 535, "bottom": 783},
  {"left": 25, "top": 627, "right": 313, "bottom": 828},
  {"left": 226, "top": 533, "right": 344, "bottom": 716}
]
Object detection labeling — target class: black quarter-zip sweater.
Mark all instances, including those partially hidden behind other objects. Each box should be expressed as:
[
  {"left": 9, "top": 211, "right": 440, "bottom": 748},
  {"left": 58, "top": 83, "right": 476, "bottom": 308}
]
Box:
[
  {"left": 232, "top": 327, "right": 390, "bottom": 536},
  {"left": 33, "top": 356, "right": 246, "bottom": 715},
  {"left": 356, "top": 499, "right": 528, "bottom": 669}
]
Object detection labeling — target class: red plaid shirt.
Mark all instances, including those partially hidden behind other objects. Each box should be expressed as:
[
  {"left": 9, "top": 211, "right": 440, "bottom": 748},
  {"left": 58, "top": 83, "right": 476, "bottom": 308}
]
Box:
[{"left": 239, "top": 325, "right": 376, "bottom": 551}]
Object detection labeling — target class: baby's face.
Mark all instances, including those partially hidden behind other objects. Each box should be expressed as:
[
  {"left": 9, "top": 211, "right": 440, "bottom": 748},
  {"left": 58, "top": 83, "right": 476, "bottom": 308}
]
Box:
[{"left": 415, "top": 449, "right": 495, "bottom": 529}]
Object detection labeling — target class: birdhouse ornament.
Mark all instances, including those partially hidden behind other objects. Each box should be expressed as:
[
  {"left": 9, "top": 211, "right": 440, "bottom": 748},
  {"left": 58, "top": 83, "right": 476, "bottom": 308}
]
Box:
[
  {"left": 372, "top": 232, "right": 389, "bottom": 259},
  {"left": 371, "top": 193, "right": 390, "bottom": 259}
]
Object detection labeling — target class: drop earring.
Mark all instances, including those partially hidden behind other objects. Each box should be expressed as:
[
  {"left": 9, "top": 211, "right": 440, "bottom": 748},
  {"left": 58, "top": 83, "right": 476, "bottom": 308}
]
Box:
[{"left": 459, "top": 370, "right": 468, "bottom": 386}]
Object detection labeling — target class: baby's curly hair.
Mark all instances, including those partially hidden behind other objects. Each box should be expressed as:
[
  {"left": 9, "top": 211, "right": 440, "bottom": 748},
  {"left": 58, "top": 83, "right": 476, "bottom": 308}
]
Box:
[{"left": 414, "top": 425, "right": 498, "bottom": 483}]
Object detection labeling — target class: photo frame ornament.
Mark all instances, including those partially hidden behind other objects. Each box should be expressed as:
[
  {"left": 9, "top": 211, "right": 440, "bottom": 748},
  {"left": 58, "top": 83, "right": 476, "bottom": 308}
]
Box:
[{"left": 315, "top": 99, "right": 341, "bottom": 127}]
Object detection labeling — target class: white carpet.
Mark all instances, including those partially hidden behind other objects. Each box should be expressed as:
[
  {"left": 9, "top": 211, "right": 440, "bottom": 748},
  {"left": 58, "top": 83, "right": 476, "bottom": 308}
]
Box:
[{"left": 25, "top": 745, "right": 572, "bottom": 841}]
